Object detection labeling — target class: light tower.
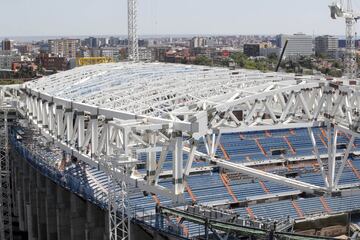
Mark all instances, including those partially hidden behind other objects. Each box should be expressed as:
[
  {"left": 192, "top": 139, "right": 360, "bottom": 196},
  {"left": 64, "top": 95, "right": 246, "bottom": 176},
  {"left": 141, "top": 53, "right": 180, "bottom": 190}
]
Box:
[
  {"left": 330, "top": 0, "right": 360, "bottom": 80},
  {"left": 128, "top": 0, "right": 139, "bottom": 61}
]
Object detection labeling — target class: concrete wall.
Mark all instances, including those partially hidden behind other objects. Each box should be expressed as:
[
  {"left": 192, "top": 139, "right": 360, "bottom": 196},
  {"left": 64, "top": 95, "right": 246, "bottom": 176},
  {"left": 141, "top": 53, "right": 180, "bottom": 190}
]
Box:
[{"left": 11, "top": 150, "right": 109, "bottom": 240}]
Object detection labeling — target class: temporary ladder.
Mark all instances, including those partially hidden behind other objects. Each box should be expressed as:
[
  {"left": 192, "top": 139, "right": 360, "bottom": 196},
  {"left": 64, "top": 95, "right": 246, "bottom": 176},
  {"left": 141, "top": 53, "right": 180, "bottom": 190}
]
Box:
[
  {"left": 246, "top": 207, "right": 256, "bottom": 220},
  {"left": 291, "top": 200, "right": 304, "bottom": 218},
  {"left": 185, "top": 182, "right": 197, "bottom": 203},
  {"left": 319, "top": 197, "right": 332, "bottom": 214},
  {"left": 347, "top": 160, "right": 360, "bottom": 179},
  {"left": 220, "top": 173, "right": 238, "bottom": 202},
  {"left": 255, "top": 139, "right": 268, "bottom": 157},
  {"left": 283, "top": 136, "right": 296, "bottom": 155},
  {"left": 259, "top": 180, "right": 270, "bottom": 194},
  {"left": 219, "top": 144, "right": 230, "bottom": 161}
]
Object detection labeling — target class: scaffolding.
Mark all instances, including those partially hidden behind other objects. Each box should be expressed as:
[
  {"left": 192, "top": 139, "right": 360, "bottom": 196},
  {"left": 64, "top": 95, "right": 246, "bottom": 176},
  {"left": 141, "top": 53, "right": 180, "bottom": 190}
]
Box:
[
  {"left": 0, "top": 109, "right": 13, "bottom": 240},
  {"left": 105, "top": 157, "right": 131, "bottom": 240}
]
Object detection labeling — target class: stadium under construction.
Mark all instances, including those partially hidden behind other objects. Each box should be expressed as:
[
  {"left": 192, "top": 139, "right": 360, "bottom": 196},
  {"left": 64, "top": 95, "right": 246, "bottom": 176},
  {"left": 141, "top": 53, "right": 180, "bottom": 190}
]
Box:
[{"left": 1, "top": 62, "right": 360, "bottom": 239}]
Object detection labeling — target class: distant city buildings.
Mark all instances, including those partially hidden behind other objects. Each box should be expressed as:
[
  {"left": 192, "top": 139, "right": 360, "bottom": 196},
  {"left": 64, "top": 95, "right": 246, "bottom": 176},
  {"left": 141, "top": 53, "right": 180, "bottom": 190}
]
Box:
[
  {"left": 48, "top": 39, "right": 79, "bottom": 59},
  {"left": 276, "top": 33, "right": 313, "bottom": 58},
  {"left": 1, "top": 39, "right": 14, "bottom": 51},
  {"left": 190, "top": 37, "right": 207, "bottom": 48},
  {"left": 315, "top": 35, "right": 338, "bottom": 58},
  {"left": 244, "top": 42, "right": 280, "bottom": 58},
  {"left": 244, "top": 44, "right": 260, "bottom": 57},
  {"left": 36, "top": 53, "right": 68, "bottom": 71},
  {"left": 0, "top": 54, "right": 22, "bottom": 69},
  {"left": 0, "top": 33, "right": 354, "bottom": 80}
]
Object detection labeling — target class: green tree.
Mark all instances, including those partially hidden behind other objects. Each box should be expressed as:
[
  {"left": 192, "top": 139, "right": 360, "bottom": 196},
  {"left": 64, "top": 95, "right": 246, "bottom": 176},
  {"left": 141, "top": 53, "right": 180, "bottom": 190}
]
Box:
[{"left": 193, "top": 55, "right": 212, "bottom": 66}]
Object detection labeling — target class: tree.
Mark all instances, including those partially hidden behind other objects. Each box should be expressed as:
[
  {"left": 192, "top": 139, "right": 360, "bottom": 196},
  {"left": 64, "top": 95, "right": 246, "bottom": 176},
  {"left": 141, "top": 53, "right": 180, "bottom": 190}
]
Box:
[{"left": 193, "top": 55, "right": 212, "bottom": 66}]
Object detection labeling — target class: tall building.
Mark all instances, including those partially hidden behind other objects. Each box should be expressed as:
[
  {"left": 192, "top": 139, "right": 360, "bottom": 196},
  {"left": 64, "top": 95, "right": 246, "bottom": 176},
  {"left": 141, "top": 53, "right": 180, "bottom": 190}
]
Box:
[
  {"left": 190, "top": 37, "right": 207, "bottom": 49},
  {"left": 315, "top": 35, "right": 338, "bottom": 58},
  {"left": 109, "top": 37, "right": 121, "bottom": 47},
  {"left": 276, "top": 33, "right": 313, "bottom": 58},
  {"left": 244, "top": 44, "right": 260, "bottom": 57},
  {"left": 1, "top": 39, "right": 14, "bottom": 51},
  {"left": 0, "top": 54, "right": 22, "bottom": 69},
  {"left": 84, "top": 37, "right": 98, "bottom": 48},
  {"left": 48, "top": 39, "right": 79, "bottom": 59}
]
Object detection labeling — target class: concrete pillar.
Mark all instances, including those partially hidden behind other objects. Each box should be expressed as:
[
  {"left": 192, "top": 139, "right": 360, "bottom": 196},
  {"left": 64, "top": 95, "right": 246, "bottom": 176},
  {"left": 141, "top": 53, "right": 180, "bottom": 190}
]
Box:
[
  {"left": 11, "top": 152, "right": 19, "bottom": 218},
  {"left": 86, "top": 202, "right": 107, "bottom": 240},
  {"left": 29, "top": 167, "right": 38, "bottom": 240},
  {"left": 22, "top": 158, "right": 30, "bottom": 232},
  {"left": 70, "top": 194, "right": 86, "bottom": 240},
  {"left": 26, "top": 204, "right": 33, "bottom": 240},
  {"left": 36, "top": 172, "right": 47, "bottom": 240},
  {"left": 15, "top": 154, "right": 25, "bottom": 231},
  {"left": 56, "top": 186, "right": 71, "bottom": 240},
  {"left": 45, "top": 179, "right": 57, "bottom": 240}
]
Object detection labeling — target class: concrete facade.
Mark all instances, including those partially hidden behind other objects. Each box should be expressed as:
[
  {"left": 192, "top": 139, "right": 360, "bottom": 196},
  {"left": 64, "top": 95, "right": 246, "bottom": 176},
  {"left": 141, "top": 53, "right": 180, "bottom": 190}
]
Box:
[
  {"left": 10, "top": 150, "right": 109, "bottom": 240},
  {"left": 276, "top": 33, "right": 314, "bottom": 58},
  {"left": 315, "top": 35, "right": 338, "bottom": 58}
]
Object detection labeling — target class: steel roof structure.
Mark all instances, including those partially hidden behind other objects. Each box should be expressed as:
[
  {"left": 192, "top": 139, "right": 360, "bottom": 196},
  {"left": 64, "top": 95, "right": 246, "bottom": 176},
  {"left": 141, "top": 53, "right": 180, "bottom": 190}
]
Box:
[
  {"left": 25, "top": 62, "right": 299, "bottom": 117},
  {"left": 2, "top": 62, "right": 360, "bottom": 239},
  {"left": 20, "top": 62, "right": 360, "bottom": 197}
]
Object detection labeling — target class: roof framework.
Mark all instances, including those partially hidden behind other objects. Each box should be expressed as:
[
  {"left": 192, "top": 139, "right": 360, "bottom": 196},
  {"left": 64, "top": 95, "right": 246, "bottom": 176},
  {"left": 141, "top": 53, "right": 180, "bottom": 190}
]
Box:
[{"left": 8, "top": 62, "right": 360, "bottom": 203}]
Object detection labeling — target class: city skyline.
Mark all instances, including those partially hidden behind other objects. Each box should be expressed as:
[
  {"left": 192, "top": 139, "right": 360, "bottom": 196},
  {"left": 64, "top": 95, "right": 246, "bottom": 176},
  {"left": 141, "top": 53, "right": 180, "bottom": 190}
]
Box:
[{"left": 0, "top": 0, "right": 351, "bottom": 38}]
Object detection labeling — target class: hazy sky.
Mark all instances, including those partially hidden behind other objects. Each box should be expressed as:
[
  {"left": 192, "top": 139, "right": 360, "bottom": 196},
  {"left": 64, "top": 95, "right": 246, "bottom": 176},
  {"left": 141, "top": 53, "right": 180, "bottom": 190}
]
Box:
[{"left": 0, "top": 0, "right": 355, "bottom": 37}]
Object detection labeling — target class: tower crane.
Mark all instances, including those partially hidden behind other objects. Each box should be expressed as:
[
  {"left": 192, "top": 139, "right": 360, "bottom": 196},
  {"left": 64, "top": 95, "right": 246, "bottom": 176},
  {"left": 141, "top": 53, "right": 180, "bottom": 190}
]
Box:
[
  {"left": 330, "top": 0, "right": 360, "bottom": 80},
  {"left": 128, "top": 0, "right": 139, "bottom": 61}
]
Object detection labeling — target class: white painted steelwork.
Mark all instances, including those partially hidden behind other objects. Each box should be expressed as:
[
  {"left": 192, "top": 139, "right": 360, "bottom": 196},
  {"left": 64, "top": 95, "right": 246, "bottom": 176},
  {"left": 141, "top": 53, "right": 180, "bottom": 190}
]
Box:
[{"left": 3, "top": 62, "right": 356, "bottom": 203}]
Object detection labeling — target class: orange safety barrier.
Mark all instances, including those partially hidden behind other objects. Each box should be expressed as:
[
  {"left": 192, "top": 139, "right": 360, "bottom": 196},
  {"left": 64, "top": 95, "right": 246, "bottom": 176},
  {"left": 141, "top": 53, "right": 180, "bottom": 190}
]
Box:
[
  {"left": 220, "top": 173, "right": 238, "bottom": 202},
  {"left": 343, "top": 132, "right": 356, "bottom": 148},
  {"left": 152, "top": 194, "right": 161, "bottom": 206},
  {"left": 283, "top": 136, "right": 296, "bottom": 155},
  {"left": 259, "top": 180, "right": 270, "bottom": 194},
  {"left": 185, "top": 182, "right": 197, "bottom": 203},
  {"left": 176, "top": 217, "right": 189, "bottom": 237},
  {"left": 291, "top": 200, "right": 304, "bottom": 218},
  {"left": 319, "top": 134, "right": 328, "bottom": 147},
  {"left": 319, "top": 196, "right": 332, "bottom": 213},
  {"left": 255, "top": 139, "right": 268, "bottom": 157},
  {"left": 265, "top": 130, "right": 272, "bottom": 137},
  {"left": 219, "top": 144, "right": 231, "bottom": 161},
  {"left": 347, "top": 160, "right": 360, "bottom": 179},
  {"left": 246, "top": 207, "right": 256, "bottom": 220},
  {"left": 320, "top": 128, "right": 328, "bottom": 140}
]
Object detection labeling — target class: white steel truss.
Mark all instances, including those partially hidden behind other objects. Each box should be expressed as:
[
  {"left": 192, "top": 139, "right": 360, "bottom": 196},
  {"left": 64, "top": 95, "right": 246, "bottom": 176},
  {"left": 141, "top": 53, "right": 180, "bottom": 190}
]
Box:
[
  {"left": 105, "top": 158, "right": 131, "bottom": 240},
  {"left": 1, "top": 63, "right": 359, "bottom": 219}
]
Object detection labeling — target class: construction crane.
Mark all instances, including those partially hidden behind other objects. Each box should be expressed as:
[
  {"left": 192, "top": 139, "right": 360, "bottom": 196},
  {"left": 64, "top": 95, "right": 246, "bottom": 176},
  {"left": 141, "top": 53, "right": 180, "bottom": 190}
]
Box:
[
  {"left": 128, "top": 0, "right": 139, "bottom": 61},
  {"left": 330, "top": 0, "right": 360, "bottom": 80}
]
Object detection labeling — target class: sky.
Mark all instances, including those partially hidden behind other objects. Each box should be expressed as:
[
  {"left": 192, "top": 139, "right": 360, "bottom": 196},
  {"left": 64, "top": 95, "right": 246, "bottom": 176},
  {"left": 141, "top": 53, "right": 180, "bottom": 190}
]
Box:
[{"left": 0, "top": 0, "right": 354, "bottom": 38}]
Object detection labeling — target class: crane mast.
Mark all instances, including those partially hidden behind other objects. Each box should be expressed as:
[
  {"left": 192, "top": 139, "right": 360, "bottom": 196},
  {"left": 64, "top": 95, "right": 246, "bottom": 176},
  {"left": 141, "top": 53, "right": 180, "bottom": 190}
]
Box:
[
  {"left": 128, "top": 0, "right": 139, "bottom": 61},
  {"left": 330, "top": 0, "right": 359, "bottom": 80}
]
